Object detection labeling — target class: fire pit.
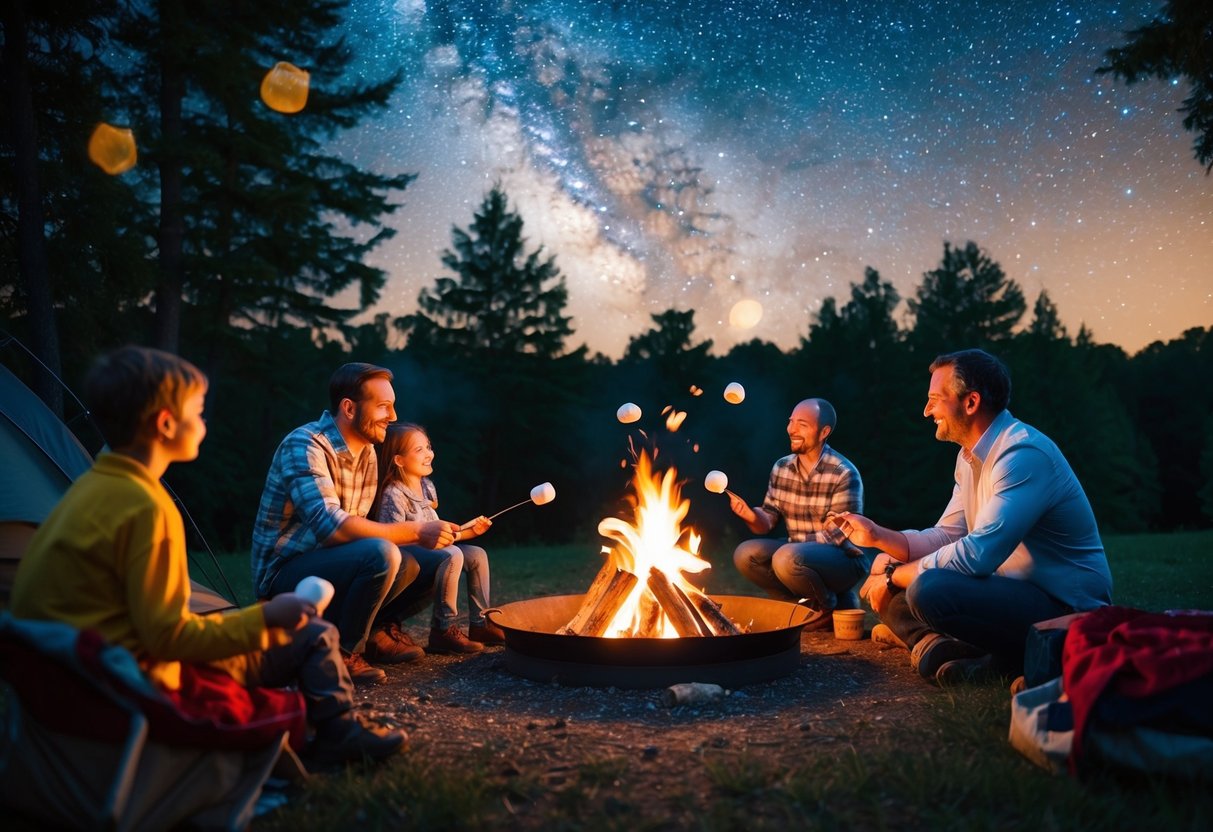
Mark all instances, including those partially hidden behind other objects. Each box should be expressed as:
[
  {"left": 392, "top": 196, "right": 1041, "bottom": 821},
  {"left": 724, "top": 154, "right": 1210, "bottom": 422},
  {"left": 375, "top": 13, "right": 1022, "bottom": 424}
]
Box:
[{"left": 487, "top": 594, "right": 812, "bottom": 688}]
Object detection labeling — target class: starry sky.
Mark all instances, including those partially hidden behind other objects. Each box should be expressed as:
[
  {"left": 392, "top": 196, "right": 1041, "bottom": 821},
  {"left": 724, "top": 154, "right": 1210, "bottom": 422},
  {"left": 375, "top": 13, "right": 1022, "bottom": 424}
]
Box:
[{"left": 333, "top": 0, "right": 1212, "bottom": 359}]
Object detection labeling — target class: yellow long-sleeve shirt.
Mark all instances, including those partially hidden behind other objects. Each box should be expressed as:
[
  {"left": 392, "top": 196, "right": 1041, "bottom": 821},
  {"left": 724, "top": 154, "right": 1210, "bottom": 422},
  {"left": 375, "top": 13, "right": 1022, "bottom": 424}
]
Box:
[{"left": 12, "top": 452, "right": 269, "bottom": 690}]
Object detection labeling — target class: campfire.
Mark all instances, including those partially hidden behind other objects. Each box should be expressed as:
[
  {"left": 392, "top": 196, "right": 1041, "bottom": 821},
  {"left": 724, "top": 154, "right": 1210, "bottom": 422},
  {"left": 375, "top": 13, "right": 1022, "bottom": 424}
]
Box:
[{"left": 560, "top": 450, "right": 741, "bottom": 639}]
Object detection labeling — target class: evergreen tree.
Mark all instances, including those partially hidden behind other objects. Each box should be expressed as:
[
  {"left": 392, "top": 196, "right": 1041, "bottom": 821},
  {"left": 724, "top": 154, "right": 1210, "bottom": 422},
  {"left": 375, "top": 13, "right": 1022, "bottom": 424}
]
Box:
[
  {"left": 399, "top": 185, "right": 573, "bottom": 360},
  {"left": 907, "top": 240, "right": 1025, "bottom": 355},
  {"left": 1099, "top": 0, "right": 1213, "bottom": 172},
  {"left": 1027, "top": 289, "right": 1068, "bottom": 341},
  {"left": 622, "top": 308, "right": 713, "bottom": 382}
]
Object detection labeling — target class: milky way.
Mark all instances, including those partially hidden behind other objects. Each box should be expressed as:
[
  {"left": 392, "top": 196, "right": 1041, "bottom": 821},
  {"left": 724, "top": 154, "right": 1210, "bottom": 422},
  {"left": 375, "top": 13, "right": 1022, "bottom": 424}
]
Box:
[{"left": 335, "top": 0, "right": 1211, "bottom": 358}]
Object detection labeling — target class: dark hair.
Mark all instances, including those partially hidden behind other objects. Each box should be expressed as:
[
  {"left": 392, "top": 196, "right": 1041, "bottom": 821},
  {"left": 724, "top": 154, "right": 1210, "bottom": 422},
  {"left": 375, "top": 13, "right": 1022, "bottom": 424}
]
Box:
[
  {"left": 929, "top": 349, "right": 1011, "bottom": 414},
  {"left": 85, "top": 345, "right": 208, "bottom": 448},
  {"left": 370, "top": 422, "right": 429, "bottom": 519},
  {"left": 328, "top": 363, "right": 393, "bottom": 413}
]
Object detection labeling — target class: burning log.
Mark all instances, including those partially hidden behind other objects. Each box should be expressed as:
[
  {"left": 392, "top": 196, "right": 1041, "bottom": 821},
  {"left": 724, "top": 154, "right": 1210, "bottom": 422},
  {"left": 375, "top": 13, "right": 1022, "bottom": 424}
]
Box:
[
  {"left": 635, "top": 590, "right": 663, "bottom": 638},
  {"left": 560, "top": 558, "right": 617, "bottom": 634},
  {"left": 562, "top": 567, "right": 638, "bottom": 636},
  {"left": 683, "top": 587, "right": 743, "bottom": 636},
  {"left": 646, "top": 568, "right": 708, "bottom": 637}
]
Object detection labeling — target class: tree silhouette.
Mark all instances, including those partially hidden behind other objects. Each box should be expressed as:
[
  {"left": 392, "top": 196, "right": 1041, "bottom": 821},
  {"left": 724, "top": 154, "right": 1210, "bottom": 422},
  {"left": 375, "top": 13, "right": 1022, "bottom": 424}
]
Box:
[
  {"left": 1027, "top": 290, "right": 1068, "bottom": 341},
  {"left": 907, "top": 241, "right": 1025, "bottom": 355},
  {"left": 1099, "top": 1, "right": 1213, "bottom": 172},
  {"left": 622, "top": 308, "right": 713, "bottom": 382},
  {"left": 399, "top": 185, "right": 573, "bottom": 360}
]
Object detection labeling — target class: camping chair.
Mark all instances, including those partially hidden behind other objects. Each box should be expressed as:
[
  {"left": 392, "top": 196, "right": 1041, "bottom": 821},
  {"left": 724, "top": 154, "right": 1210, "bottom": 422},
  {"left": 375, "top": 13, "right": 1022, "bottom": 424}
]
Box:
[{"left": 0, "top": 614, "right": 301, "bottom": 831}]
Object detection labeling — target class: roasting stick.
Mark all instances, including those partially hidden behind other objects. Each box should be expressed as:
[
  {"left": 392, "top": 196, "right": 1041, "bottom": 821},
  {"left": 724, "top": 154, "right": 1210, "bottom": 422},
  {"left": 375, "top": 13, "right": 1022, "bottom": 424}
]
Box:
[{"left": 461, "top": 482, "right": 556, "bottom": 529}]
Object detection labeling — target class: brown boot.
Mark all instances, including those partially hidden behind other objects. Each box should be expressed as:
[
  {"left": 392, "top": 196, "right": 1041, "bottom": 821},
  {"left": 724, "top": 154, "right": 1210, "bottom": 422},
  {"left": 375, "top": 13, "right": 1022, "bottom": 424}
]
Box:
[
  {"left": 366, "top": 623, "right": 425, "bottom": 664},
  {"left": 341, "top": 650, "right": 386, "bottom": 686},
  {"left": 428, "top": 624, "right": 484, "bottom": 654},
  {"left": 468, "top": 621, "right": 506, "bottom": 645}
]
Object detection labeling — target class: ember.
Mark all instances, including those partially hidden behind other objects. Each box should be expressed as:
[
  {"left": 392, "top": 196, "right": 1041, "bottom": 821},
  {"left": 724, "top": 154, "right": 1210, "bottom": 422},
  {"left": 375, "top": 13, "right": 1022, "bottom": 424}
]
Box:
[{"left": 561, "top": 451, "right": 740, "bottom": 638}]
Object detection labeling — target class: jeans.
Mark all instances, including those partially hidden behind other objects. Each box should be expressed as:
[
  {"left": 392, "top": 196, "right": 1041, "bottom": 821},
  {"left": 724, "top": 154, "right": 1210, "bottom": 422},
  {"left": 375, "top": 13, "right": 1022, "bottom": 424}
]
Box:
[
  {"left": 209, "top": 617, "right": 353, "bottom": 723},
  {"left": 881, "top": 569, "right": 1071, "bottom": 670},
  {"left": 266, "top": 538, "right": 414, "bottom": 654},
  {"left": 385, "top": 543, "right": 491, "bottom": 628},
  {"left": 733, "top": 538, "right": 870, "bottom": 609}
]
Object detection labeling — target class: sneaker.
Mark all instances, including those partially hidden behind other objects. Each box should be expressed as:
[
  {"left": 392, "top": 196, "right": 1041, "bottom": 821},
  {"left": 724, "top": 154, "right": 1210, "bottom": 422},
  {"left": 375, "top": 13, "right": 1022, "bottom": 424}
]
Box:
[
  {"left": 934, "top": 653, "right": 1002, "bottom": 686},
  {"left": 428, "top": 624, "right": 484, "bottom": 654},
  {"left": 341, "top": 650, "right": 386, "bottom": 686},
  {"left": 871, "top": 623, "right": 908, "bottom": 650},
  {"left": 468, "top": 621, "right": 506, "bottom": 645},
  {"left": 909, "top": 632, "right": 986, "bottom": 681},
  {"left": 307, "top": 714, "right": 407, "bottom": 768},
  {"left": 366, "top": 623, "right": 425, "bottom": 664}
]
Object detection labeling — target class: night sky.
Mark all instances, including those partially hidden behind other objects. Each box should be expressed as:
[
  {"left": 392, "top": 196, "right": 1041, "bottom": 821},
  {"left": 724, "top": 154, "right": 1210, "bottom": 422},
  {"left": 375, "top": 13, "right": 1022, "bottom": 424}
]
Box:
[{"left": 333, "top": 0, "right": 1211, "bottom": 358}]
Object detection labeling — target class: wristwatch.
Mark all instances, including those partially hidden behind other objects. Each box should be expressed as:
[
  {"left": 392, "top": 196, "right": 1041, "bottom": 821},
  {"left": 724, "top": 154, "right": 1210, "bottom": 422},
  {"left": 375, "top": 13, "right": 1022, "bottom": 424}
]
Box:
[{"left": 884, "top": 561, "right": 899, "bottom": 592}]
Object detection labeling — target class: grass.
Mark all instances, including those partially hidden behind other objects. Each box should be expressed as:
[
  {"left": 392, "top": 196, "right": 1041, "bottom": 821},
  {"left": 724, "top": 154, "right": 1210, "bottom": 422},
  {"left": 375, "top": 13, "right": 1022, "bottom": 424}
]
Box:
[{"left": 193, "top": 531, "right": 1213, "bottom": 830}]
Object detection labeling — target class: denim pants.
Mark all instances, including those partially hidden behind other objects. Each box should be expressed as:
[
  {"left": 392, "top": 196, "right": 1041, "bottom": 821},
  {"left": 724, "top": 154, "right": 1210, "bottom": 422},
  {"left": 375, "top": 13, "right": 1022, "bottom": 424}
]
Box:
[
  {"left": 733, "top": 538, "right": 869, "bottom": 610},
  {"left": 209, "top": 617, "right": 353, "bottom": 724},
  {"left": 385, "top": 543, "right": 491, "bottom": 629},
  {"left": 882, "top": 569, "right": 1071, "bottom": 670},
  {"left": 266, "top": 538, "right": 409, "bottom": 654}
]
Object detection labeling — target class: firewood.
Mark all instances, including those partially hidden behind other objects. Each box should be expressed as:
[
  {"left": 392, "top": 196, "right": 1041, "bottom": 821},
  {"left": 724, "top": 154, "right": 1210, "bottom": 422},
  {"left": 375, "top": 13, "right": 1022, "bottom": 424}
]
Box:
[
  {"left": 560, "top": 556, "right": 620, "bottom": 634},
  {"left": 672, "top": 583, "right": 712, "bottom": 635},
  {"left": 683, "top": 587, "right": 742, "bottom": 635},
  {"left": 578, "top": 569, "right": 639, "bottom": 636},
  {"left": 646, "top": 568, "right": 707, "bottom": 637},
  {"left": 635, "top": 589, "right": 662, "bottom": 638}
]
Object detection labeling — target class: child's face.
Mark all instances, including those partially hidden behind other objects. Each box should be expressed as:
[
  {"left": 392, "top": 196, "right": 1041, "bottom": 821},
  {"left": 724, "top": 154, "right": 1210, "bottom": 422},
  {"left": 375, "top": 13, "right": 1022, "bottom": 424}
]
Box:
[
  {"left": 393, "top": 431, "right": 433, "bottom": 478},
  {"left": 164, "top": 389, "right": 207, "bottom": 463}
]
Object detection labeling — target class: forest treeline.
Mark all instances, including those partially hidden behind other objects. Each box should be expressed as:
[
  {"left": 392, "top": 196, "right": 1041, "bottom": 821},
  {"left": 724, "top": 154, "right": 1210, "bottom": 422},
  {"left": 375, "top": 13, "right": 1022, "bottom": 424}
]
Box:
[{"left": 3, "top": 1, "right": 1211, "bottom": 563}]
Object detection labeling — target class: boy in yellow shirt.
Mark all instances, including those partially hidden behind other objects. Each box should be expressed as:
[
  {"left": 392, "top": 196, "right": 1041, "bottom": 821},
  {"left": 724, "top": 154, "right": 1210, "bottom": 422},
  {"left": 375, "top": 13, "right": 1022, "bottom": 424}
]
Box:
[{"left": 11, "top": 346, "right": 404, "bottom": 766}]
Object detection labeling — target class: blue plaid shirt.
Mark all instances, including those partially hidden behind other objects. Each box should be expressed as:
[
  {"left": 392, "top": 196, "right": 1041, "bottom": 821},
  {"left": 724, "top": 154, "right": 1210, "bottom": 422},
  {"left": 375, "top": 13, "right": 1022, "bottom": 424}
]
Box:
[
  {"left": 251, "top": 411, "right": 377, "bottom": 597},
  {"left": 761, "top": 444, "right": 863, "bottom": 545}
]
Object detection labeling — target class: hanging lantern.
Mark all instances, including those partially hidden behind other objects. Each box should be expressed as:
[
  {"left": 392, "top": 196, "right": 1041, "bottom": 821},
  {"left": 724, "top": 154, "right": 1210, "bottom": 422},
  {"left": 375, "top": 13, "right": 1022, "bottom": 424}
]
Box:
[
  {"left": 87, "top": 123, "right": 138, "bottom": 175},
  {"left": 260, "top": 62, "right": 310, "bottom": 114}
]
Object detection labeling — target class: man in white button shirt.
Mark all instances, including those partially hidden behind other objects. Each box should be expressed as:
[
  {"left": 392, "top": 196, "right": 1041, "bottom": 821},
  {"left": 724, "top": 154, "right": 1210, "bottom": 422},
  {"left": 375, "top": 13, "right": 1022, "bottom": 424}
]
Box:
[{"left": 829, "top": 349, "right": 1112, "bottom": 684}]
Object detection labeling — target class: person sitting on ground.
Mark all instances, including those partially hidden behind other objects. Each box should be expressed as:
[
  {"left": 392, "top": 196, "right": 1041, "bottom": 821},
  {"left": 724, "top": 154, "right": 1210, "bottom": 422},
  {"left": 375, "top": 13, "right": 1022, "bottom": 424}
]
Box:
[
  {"left": 371, "top": 423, "right": 505, "bottom": 654},
  {"left": 10, "top": 346, "right": 405, "bottom": 765},
  {"left": 828, "top": 348, "right": 1113, "bottom": 684},
  {"left": 729, "top": 397, "right": 871, "bottom": 630},
  {"left": 251, "top": 362, "right": 457, "bottom": 686}
]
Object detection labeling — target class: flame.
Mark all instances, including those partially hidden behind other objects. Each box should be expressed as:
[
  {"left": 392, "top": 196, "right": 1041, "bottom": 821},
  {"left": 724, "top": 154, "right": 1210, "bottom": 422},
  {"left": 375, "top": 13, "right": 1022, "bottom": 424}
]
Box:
[{"left": 596, "top": 450, "right": 711, "bottom": 637}]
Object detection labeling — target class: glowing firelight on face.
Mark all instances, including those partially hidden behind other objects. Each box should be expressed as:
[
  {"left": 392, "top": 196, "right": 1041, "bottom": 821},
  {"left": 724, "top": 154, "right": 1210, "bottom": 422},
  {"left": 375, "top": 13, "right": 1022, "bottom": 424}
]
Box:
[
  {"left": 596, "top": 451, "right": 711, "bottom": 637},
  {"left": 729, "top": 298, "right": 764, "bottom": 329}
]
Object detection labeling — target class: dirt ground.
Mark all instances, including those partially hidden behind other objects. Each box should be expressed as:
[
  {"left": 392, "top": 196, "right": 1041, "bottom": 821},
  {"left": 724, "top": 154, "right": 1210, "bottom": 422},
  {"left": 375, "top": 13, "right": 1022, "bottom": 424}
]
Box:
[{"left": 344, "top": 623, "right": 946, "bottom": 824}]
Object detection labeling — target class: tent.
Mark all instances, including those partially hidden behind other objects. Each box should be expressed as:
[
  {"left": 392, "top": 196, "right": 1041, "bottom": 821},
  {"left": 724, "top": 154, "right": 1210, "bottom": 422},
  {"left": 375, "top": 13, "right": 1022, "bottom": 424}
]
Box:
[{"left": 0, "top": 361, "right": 234, "bottom": 612}]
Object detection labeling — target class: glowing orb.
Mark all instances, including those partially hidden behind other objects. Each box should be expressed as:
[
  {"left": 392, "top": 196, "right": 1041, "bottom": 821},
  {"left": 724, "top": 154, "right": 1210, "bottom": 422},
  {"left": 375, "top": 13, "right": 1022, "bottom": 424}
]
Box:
[
  {"left": 729, "top": 298, "right": 764, "bottom": 329},
  {"left": 723, "top": 382, "right": 746, "bottom": 404},
  {"left": 88, "top": 123, "right": 137, "bottom": 175},
  {"left": 260, "top": 62, "right": 310, "bottom": 114}
]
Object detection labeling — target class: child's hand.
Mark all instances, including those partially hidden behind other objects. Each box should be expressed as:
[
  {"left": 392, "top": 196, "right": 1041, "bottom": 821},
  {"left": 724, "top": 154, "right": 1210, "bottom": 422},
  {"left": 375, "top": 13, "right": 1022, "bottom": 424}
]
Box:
[
  {"left": 459, "top": 515, "right": 492, "bottom": 539},
  {"left": 263, "top": 592, "right": 313, "bottom": 630}
]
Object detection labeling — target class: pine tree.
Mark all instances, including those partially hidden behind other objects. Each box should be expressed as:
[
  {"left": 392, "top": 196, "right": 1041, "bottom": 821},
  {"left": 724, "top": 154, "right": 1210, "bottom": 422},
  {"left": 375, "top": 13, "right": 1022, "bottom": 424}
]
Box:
[{"left": 399, "top": 185, "right": 573, "bottom": 360}]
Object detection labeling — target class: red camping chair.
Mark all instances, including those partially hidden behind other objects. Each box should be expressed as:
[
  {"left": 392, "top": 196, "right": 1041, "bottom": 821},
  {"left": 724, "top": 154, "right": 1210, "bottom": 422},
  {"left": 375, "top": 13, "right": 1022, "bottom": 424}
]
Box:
[{"left": 0, "top": 614, "right": 305, "bottom": 831}]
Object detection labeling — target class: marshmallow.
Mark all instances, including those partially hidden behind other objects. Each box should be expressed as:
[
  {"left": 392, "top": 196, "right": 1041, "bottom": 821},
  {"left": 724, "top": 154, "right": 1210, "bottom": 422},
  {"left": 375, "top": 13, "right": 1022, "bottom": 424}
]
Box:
[
  {"left": 723, "top": 382, "right": 745, "bottom": 404},
  {"left": 294, "top": 576, "right": 334, "bottom": 615},
  {"left": 665, "top": 409, "right": 687, "bottom": 431},
  {"left": 616, "top": 402, "right": 642, "bottom": 423},
  {"left": 705, "top": 470, "right": 729, "bottom": 494},
  {"left": 531, "top": 482, "right": 556, "bottom": 505}
]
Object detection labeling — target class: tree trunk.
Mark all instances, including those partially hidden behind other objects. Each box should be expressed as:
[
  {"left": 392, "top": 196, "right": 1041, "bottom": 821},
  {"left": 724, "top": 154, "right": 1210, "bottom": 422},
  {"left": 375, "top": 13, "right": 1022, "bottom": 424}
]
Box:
[
  {"left": 154, "top": 0, "right": 184, "bottom": 353},
  {"left": 2, "top": 0, "right": 64, "bottom": 415}
]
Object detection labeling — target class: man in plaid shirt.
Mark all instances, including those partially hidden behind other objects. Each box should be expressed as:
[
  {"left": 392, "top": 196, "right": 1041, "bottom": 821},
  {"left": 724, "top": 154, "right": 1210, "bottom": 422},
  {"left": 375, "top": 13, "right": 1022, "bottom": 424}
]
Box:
[
  {"left": 251, "top": 363, "right": 456, "bottom": 685},
  {"left": 729, "top": 398, "right": 870, "bottom": 630}
]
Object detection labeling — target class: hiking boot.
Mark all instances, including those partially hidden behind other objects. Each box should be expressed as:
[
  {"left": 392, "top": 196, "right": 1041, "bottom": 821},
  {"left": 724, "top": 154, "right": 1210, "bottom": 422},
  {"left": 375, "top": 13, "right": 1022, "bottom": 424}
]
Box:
[
  {"left": 307, "top": 714, "right": 407, "bottom": 768},
  {"left": 909, "top": 632, "right": 985, "bottom": 681},
  {"left": 871, "top": 623, "right": 908, "bottom": 650},
  {"left": 468, "top": 621, "right": 506, "bottom": 645},
  {"left": 342, "top": 650, "right": 386, "bottom": 686},
  {"left": 428, "top": 624, "right": 484, "bottom": 654},
  {"left": 366, "top": 623, "right": 424, "bottom": 664},
  {"left": 934, "top": 653, "right": 1001, "bottom": 686}
]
